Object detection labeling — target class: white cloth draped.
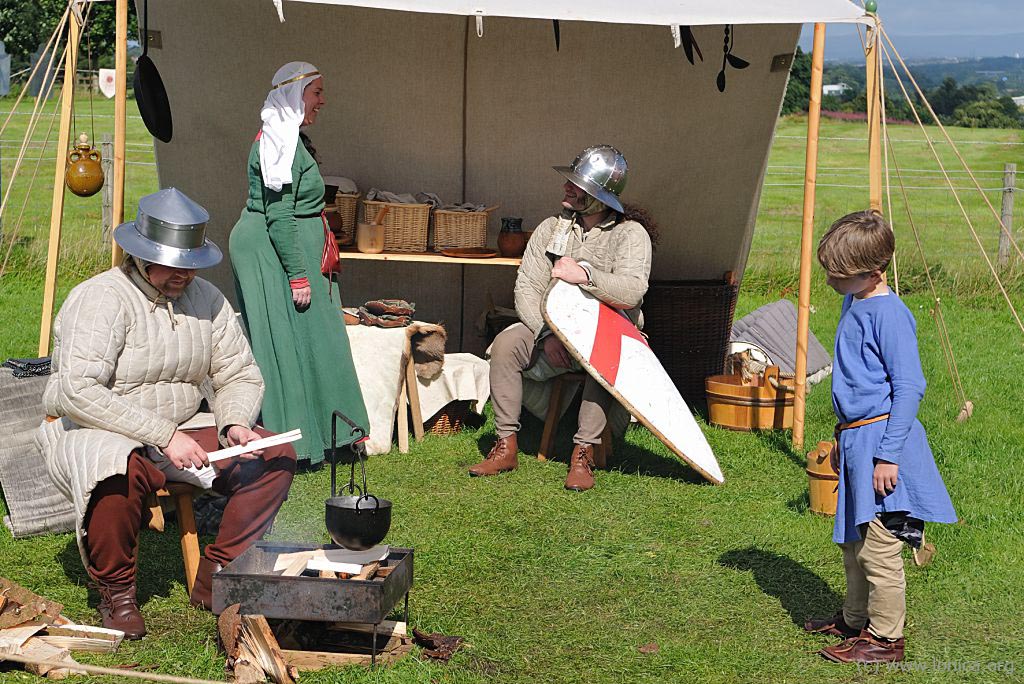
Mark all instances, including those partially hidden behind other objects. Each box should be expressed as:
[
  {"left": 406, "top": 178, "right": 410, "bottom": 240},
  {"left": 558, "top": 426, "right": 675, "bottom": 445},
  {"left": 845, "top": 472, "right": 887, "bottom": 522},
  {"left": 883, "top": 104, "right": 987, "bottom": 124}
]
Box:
[{"left": 259, "top": 61, "right": 320, "bottom": 191}]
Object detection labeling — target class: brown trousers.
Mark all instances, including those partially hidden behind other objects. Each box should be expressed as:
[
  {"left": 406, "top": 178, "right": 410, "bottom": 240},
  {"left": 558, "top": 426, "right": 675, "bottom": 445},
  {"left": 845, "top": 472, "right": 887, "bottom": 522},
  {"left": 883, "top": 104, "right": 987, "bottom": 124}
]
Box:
[
  {"left": 840, "top": 517, "right": 907, "bottom": 640},
  {"left": 83, "top": 426, "right": 296, "bottom": 585},
  {"left": 490, "top": 324, "right": 611, "bottom": 445}
]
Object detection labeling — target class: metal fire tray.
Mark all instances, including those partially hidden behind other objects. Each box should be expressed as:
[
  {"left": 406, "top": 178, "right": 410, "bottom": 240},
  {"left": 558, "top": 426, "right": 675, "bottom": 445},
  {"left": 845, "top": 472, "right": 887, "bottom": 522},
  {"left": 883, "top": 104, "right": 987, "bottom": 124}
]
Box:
[{"left": 212, "top": 542, "right": 413, "bottom": 625}]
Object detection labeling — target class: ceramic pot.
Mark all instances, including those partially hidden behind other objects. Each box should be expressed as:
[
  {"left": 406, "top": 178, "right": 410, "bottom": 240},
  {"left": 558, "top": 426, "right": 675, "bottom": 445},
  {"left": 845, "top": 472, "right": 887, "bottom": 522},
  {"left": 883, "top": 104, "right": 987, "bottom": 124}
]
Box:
[
  {"left": 498, "top": 217, "right": 527, "bottom": 258},
  {"left": 357, "top": 222, "right": 385, "bottom": 254},
  {"left": 65, "top": 134, "right": 104, "bottom": 197}
]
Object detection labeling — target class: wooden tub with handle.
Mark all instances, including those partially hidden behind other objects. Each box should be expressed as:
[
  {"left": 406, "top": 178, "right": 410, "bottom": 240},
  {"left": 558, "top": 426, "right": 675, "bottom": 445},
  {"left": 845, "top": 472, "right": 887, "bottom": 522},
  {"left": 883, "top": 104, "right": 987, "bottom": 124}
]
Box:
[{"left": 705, "top": 365, "right": 795, "bottom": 431}]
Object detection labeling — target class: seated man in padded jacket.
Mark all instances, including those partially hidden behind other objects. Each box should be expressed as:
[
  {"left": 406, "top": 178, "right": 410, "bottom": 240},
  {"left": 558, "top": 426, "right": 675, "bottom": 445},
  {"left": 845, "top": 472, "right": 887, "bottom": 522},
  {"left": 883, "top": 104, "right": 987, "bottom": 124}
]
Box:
[
  {"left": 37, "top": 189, "right": 295, "bottom": 639},
  {"left": 469, "top": 145, "right": 654, "bottom": 492}
]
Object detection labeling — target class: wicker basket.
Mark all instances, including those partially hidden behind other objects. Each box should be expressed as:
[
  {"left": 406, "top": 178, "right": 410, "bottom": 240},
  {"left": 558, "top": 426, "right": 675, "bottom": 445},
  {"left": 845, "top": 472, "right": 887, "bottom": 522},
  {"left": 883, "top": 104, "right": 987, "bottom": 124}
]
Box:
[
  {"left": 433, "top": 206, "right": 498, "bottom": 250},
  {"left": 361, "top": 200, "right": 431, "bottom": 252},
  {"left": 334, "top": 192, "right": 360, "bottom": 246},
  {"left": 424, "top": 400, "right": 474, "bottom": 436},
  {"left": 642, "top": 277, "right": 740, "bottom": 408}
]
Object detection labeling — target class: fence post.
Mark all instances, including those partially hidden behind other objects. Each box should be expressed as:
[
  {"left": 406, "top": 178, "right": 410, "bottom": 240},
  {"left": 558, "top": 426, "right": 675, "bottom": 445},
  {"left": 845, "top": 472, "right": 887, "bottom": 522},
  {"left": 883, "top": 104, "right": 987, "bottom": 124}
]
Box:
[
  {"left": 997, "top": 162, "right": 1016, "bottom": 268},
  {"left": 101, "top": 134, "right": 113, "bottom": 241}
]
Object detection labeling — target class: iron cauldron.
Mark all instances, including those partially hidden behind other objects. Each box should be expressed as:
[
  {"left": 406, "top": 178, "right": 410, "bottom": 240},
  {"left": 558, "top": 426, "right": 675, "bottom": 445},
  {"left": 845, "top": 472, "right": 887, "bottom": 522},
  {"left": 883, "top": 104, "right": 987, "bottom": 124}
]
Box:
[{"left": 326, "top": 410, "right": 392, "bottom": 550}]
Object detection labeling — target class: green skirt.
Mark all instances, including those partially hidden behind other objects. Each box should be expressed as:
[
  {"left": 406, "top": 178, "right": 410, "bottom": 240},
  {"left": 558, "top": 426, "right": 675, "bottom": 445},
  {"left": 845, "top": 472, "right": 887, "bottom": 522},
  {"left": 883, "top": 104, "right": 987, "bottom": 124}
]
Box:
[{"left": 230, "top": 208, "right": 368, "bottom": 463}]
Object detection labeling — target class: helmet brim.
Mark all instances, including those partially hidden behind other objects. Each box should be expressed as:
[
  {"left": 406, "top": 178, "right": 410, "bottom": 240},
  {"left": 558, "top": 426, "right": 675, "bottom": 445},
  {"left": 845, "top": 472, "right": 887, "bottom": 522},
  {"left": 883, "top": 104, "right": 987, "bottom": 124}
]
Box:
[
  {"left": 114, "top": 222, "right": 223, "bottom": 269},
  {"left": 552, "top": 166, "right": 625, "bottom": 214}
]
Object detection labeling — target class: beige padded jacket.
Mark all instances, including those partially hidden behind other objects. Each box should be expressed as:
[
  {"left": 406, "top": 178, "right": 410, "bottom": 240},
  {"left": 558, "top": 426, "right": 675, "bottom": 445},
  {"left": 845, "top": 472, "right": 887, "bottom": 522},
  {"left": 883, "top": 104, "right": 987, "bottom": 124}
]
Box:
[
  {"left": 514, "top": 212, "right": 653, "bottom": 335},
  {"left": 35, "top": 264, "right": 263, "bottom": 563}
]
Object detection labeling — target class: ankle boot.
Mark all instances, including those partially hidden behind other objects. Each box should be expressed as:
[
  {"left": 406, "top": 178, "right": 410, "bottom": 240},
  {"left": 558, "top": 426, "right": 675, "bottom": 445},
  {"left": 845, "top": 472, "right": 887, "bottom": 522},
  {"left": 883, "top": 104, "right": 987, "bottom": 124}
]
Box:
[
  {"left": 564, "top": 444, "right": 596, "bottom": 491},
  {"left": 820, "top": 629, "right": 905, "bottom": 664},
  {"left": 95, "top": 583, "right": 146, "bottom": 640},
  {"left": 189, "top": 557, "right": 222, "bottom": 610},
  {"left": 469, "top": 435, "right": 519, "bottom": 476},
  {"left": 804, "top": 612, "right": 864, "bottom": 639}
]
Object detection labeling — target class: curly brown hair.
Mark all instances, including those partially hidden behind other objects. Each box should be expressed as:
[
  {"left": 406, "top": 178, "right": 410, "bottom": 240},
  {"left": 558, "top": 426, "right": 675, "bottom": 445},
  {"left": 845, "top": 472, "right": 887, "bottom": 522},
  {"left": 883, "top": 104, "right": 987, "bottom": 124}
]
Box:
[
  {"left": 620, "top": 203, "right": 660, "bottom": 248},
  {"left": 817, "top": 210, "right": 894, "bottom": 277}
]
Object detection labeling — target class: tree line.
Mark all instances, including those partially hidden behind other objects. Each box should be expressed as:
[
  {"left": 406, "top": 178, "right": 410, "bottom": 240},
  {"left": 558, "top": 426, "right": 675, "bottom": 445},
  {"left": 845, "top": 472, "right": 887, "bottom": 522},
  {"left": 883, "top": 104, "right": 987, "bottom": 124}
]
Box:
[{"left": 782, "top": 47, "right": 1024, "bottom": 129}]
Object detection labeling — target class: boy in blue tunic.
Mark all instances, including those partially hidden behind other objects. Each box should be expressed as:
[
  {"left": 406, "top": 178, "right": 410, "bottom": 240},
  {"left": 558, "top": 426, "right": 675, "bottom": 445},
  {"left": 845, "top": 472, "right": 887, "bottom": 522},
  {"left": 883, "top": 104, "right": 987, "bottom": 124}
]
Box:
[{"left": 803, "top": 211, "right": 957, "bottom": 665}]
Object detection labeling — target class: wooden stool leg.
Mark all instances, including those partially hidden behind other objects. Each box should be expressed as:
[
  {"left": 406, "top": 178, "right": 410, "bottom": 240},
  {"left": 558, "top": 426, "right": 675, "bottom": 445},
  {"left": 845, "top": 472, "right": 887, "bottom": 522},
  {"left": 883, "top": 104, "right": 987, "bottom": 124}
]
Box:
[
  {"left": 396, "top": 378, "right": 410, "bottom": 454},
  {"left": 174, "top": 492, "right": 200, "bottom": 595},
  {"left": 146, "top": 493, "right": 165, "bottom": 533},
  {"left": 538, "top": 377, "right": 567, "bottom": 462},
  {"left": 405, "top": 357, "right": 424, "bottom": 441}
]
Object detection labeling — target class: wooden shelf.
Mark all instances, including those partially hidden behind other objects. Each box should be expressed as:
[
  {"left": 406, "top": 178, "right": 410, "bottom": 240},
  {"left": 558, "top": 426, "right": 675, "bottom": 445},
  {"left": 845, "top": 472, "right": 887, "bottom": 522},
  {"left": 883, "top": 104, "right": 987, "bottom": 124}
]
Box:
[{"left": 338, "top": 249, "right": 521, "bottom": 266}]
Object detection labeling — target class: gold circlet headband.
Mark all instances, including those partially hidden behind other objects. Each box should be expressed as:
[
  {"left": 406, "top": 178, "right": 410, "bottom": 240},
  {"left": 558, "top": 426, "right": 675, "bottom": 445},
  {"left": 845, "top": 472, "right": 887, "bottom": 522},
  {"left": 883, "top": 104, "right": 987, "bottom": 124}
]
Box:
[{"left": 271, "top": 70, "right": 321, "bottom": 90}]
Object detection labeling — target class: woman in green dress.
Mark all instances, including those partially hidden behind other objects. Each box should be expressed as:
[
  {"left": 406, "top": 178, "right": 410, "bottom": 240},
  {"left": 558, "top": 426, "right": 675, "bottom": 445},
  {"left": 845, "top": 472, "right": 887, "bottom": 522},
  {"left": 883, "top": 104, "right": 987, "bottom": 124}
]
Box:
[{"left": 230, "top": 61, "right": 367, "bottom": 464}]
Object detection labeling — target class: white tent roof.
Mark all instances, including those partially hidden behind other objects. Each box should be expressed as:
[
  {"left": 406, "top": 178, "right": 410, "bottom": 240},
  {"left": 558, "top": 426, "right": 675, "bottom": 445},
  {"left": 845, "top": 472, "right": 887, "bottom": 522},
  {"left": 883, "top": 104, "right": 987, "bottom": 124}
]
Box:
[{"left": 283, "top": 0, "right": 870, "bottom": 26}]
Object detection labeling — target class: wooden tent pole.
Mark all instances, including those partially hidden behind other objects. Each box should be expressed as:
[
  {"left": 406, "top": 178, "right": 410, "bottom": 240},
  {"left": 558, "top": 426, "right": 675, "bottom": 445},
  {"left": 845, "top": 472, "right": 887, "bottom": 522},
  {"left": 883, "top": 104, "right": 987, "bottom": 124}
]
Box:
[
  {"left": 38, "top": 12, "right": 80, "bottom": 357},
  {"left": 111, "top": 0, "right": 128, "bottom": 266},
  {"left": 793, "top": 22, "right": 826, "bottom": 453},
  {"left": 865, "top": 19, "right": 883, "bottom": 212}
]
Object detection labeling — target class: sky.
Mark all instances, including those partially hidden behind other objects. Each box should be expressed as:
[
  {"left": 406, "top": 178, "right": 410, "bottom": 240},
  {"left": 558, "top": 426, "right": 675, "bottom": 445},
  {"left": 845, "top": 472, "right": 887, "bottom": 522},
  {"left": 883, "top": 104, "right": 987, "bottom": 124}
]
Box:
[{"left": 798, "top": 1, "right": 1024, "bottom": 60}]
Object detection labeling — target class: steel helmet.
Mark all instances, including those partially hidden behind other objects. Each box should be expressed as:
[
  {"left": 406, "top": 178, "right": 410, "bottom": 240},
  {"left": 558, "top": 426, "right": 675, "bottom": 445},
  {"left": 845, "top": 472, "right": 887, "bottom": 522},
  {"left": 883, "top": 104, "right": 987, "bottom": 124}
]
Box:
[
  {"left": 553, "top": 145, "right": 628, "bottom": 214},
  {"left": 114, "top": 188, "right": 222, "bottom": 269}
]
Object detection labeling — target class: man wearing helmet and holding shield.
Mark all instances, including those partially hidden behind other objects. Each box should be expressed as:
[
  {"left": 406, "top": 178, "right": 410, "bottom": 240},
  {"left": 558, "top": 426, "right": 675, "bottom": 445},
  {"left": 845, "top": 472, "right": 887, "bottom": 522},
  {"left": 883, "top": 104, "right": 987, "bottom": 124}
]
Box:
[
  {"left": 470, "top": 145, "right": 654, "bottom": 491},
  {"left": 36, "top": 189, "right": 296, "bottom": 638}
]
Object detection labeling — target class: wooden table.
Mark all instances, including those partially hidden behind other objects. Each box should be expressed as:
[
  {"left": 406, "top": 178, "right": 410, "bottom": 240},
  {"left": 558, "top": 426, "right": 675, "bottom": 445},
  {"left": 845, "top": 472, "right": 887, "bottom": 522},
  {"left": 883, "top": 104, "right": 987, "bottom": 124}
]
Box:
[{"left": 338, "top": 249, "right": 521, "bottom": 347}]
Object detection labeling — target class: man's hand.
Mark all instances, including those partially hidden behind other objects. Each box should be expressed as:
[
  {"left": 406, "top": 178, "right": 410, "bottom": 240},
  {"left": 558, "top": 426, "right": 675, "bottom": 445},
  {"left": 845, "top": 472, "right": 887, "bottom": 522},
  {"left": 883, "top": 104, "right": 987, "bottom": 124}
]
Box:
[
  {"left": 292, "top": 285, "right": 311, "bottom": 309},
  {"left": 226, "top": 425, "right": 264, "bottom": 460},
  {"left": 551, "top": 257, "right": 589, "bottom": 285},
  {"left": 543, "top": 335, "right": 573, "bottom": 368},
  {"left": 164, "top": 430, "right": 209, "bottom": 470},
  {"left": 873, "top": 461, "right": 899, "bottom": 497}
]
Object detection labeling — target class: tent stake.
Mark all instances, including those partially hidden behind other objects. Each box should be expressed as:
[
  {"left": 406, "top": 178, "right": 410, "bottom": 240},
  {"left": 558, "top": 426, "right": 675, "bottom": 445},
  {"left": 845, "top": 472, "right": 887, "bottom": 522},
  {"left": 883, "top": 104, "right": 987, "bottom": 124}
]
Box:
[
  {"left": 38, "top": 11, "right": 80, "bottom": 357},
  {"left": 111, "top": 0, "right": 128, "bottom": 267},
  {"left": 792, "top": 22, "right": 826, "bottom": 453}
]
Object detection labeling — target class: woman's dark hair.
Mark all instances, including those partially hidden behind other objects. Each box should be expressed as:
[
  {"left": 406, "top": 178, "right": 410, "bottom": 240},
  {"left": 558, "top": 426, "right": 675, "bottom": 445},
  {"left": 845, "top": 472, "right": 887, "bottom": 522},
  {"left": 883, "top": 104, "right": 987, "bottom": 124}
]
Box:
[
  {"left": 299, "top": 131, "right": 321, "bottom": 166},
  {"left": 620, "top": 203, "right": 659, "bottom": 248}
]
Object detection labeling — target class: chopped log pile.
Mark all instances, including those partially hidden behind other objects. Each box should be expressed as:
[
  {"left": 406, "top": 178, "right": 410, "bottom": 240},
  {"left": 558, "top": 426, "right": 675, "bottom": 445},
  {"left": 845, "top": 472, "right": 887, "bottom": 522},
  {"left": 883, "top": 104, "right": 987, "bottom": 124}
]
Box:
[
  {"left": 217, "top": 604, "right": 413, "bottom": 681},
  {"left": 0, "top": 577, "right": 124, "bottom": 679}
]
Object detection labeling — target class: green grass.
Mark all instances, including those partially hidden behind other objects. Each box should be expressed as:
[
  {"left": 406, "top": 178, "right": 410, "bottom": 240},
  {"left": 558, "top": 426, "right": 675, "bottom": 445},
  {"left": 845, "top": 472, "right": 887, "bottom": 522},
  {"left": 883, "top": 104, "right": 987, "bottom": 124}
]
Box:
[{"left": 1, "top": 97, "right": 1024, "bottom": 682}]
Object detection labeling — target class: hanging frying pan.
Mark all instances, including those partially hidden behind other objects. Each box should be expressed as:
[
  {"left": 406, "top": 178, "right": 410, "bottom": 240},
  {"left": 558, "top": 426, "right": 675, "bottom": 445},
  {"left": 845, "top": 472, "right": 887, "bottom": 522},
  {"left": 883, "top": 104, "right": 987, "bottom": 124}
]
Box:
[{"left": 133, "top": 0, "right": 172, "bottom": 142}]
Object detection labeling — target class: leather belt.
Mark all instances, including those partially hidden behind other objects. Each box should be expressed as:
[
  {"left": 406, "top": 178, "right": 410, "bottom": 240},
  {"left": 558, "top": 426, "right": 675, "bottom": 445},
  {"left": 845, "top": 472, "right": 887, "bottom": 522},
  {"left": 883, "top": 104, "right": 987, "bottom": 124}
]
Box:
[{"left": 834, "top": 413, "right": 890, "bottom": 438}]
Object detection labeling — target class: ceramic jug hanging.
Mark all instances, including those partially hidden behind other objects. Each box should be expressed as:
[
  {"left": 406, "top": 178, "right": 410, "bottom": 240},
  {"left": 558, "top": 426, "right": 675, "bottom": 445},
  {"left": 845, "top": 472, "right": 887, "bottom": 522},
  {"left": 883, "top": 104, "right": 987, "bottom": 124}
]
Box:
[
  {"left": 65, "top": 133, "right": 104, "bottom": 198},
  {"left": 498, "top": 217, "right": 527, "bottom": 258}
]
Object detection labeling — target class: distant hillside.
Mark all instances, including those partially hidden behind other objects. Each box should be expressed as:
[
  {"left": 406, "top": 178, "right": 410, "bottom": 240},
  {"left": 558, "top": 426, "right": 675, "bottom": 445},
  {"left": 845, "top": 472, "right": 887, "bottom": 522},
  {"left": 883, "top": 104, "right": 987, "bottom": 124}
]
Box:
[
  {"left": 800, "top": 29, "right": 1024, "bottom": 63},
  {"left": 821, "top": 57, "right": 1024, "bottom": 98}
]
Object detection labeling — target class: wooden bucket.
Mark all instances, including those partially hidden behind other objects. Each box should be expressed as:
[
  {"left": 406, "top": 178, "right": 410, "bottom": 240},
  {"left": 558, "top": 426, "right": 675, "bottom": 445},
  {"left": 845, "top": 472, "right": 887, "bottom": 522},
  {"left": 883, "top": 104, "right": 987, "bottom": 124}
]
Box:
[
  {"left": 705, "top": 366, "right": 794, "bottom": 431},
  {"left": 806, "top": 440, "right": 839, "bottom": 516}
]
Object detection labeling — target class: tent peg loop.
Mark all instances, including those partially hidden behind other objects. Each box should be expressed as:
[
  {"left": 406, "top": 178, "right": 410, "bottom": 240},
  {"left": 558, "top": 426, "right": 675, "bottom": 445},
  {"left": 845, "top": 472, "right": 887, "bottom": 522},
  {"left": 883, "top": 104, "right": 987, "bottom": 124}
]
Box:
[{"left": 475, "top": 10, "right": 484, "bottom": 37}]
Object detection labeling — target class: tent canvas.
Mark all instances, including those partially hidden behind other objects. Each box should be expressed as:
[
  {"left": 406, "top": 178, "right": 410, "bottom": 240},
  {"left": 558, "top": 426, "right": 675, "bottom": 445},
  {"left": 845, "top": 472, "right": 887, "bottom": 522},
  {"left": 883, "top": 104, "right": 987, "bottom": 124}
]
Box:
[{"left": 140, "top": 0, "right": 865, "bottom": 352}]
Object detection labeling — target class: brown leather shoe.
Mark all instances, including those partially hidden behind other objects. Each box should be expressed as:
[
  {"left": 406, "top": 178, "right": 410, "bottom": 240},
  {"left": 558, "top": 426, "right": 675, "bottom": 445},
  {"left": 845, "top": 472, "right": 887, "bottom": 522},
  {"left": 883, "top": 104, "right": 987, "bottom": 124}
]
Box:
[
  {"left": 564, "top": 444, "right": 596, "bottom": 491},
  {"left": 189, "top": 557, "right": 222, "bottom": 610},
  {"left": 820, "top": 630, "right": 905, "bottom": 664},
  {"left": 95, "top": 583, "right": 146, "bottom": 640},
  {"left": 804, "top": 612, "right": 864, "bottom": 639},
  {"left": 469, "top": 434, "right": 519, "bottom": 477}
]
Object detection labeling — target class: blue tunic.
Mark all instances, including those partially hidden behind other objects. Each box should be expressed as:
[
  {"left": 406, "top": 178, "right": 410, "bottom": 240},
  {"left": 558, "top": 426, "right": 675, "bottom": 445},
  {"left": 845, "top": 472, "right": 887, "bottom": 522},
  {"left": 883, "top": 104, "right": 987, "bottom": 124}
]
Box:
[{"left": 831, "top": 289, "right": 957, "bottom": 544}]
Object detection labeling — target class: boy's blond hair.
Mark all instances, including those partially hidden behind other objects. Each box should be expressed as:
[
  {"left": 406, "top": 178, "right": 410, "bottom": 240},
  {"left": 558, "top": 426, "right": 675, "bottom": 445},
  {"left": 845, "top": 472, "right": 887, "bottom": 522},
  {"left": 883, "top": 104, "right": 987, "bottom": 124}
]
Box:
[{"left": 817, "top": 210, "right": 895, "bottom": 278}]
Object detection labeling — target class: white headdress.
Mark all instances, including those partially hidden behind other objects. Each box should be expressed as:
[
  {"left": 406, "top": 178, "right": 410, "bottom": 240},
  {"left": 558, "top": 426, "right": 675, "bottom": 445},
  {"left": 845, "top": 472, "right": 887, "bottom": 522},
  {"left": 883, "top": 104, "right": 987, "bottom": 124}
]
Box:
[{"left": 259, "top": 61, "right": 321, "bottom": 191}]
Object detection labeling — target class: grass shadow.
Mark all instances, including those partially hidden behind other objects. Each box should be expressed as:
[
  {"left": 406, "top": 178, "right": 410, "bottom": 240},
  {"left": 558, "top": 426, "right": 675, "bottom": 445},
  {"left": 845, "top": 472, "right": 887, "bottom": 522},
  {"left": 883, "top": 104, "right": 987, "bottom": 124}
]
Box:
[
  {"left": 609, "top": 437, "right": 711, "bottom": 485},
  {"left": 718, "top": 546, "right": 842, "bottom": 628},
  {"left": 753, "top": 428, "right": 805, "bottom": 469},
  {"left": 58, "top": 517, "right": 200, "bottom": 608}
]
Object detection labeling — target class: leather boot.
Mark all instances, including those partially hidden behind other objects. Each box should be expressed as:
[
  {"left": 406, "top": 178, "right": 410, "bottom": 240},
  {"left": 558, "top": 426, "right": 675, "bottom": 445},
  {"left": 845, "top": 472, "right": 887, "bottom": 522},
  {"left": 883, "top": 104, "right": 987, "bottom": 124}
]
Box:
[
  {"left": 820, "top": 630, "right": 905, "bottom": 664},
  {"left": 189, "top": 557, "right": 222, "bottom": 610},
  {"left": 804, "top": 612, "right": 864, "bottom": 639},
  {"left": 95, "top": 583, "right": 146, "bottom": 640},
  {"left": 564, "top": 444, "right": 596, "bottom": 491},
  {"left": 469, "top": 435, "right": 518, "bottom": 477}
]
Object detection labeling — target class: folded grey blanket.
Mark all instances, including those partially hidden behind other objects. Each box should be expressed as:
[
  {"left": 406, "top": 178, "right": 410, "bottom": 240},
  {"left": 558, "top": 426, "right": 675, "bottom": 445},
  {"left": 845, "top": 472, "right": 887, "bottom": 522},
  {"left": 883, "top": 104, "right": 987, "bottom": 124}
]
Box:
[{"left": 730, "top": 299, "right": 831, "bottom": 379}]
